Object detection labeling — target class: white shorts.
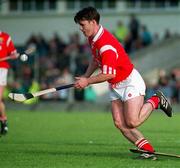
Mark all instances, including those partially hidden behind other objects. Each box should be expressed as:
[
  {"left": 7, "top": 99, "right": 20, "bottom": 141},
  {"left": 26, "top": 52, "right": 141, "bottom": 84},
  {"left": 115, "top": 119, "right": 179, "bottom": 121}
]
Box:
[
  {"left": 0, "top": 68, "right": 8, "bottom": 86},
  {"left": 109, "top": 69, "right": 146, "bottom": 102}
]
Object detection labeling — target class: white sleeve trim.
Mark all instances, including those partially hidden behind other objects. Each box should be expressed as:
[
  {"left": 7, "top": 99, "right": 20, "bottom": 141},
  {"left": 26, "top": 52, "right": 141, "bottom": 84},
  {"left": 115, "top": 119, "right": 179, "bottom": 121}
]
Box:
[
  {"left": 6, "top": 37, "right": 11, "bottom": 47},
  {"left": 99, "top": 45, "right": 118, "bottom": 59}
]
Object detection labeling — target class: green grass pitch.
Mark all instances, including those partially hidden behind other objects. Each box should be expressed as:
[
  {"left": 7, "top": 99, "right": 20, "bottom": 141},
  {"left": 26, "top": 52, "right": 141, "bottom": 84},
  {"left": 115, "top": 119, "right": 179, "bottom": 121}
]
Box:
[{"left": 0, "top": 109, "right": 180, "bottom": 168}]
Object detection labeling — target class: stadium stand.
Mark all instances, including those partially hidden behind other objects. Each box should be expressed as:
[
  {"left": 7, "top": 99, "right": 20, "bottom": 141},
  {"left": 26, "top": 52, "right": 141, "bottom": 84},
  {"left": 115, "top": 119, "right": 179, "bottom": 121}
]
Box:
[{"left": 1, "top": 0, "right": 180, "bottom": 104}]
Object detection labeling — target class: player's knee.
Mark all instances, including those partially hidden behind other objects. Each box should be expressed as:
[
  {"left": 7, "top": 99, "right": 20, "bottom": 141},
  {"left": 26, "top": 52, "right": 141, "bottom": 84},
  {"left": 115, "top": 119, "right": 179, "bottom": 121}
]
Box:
[
  {"left": 114, "top": 121, "right": 127, "bottom": 132},
  {"left": 114, "top": 120, "right": 123, "bottom": 130},
  {"left": 114, "top": 122, "right": 129, "bottom": 134},
  {"left": 126, "top": 119, "right": 138, "bottom": 128}
]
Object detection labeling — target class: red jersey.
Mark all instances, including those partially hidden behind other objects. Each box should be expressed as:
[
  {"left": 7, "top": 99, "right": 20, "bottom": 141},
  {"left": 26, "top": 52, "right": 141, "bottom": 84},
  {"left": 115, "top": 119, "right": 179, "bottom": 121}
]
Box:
[
  {"left": 0, "top": 31, "right": 17, "bottom": 68},
  {"left": 88, "top": 25, "right": 134, "bottom": 84}
]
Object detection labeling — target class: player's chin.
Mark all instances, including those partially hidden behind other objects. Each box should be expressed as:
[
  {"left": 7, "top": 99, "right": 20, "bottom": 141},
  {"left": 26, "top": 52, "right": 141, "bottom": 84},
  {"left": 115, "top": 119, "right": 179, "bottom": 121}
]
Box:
[
  {"left": 83, "top": 33, "right": 87, "bottom": 37},
  {"left": 83, "top": 32, "right": 90, "bottom": 37}
]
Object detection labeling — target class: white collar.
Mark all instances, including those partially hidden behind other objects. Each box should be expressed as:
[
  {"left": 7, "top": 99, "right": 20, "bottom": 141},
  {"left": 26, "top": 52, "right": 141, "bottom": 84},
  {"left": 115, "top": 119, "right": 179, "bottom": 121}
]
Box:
[{"left": 92, "top": 25, "right": 103, "bottom": 42}]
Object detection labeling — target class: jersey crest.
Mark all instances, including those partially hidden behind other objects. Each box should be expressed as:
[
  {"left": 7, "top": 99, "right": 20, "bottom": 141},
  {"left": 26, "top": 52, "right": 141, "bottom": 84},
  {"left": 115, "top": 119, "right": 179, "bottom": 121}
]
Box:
[{"left": 0, "top": 37, "right": 3, "bottom": 44}]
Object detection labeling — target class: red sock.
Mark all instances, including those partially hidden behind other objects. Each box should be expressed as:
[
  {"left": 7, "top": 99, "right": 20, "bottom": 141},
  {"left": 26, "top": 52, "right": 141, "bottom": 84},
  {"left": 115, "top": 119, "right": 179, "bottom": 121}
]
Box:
[
  {"left": 135, "top": 138, "right": 154, "bottom": 152},
  {"left": 147, "top": 96, "right": 160, "bottom": 110}
]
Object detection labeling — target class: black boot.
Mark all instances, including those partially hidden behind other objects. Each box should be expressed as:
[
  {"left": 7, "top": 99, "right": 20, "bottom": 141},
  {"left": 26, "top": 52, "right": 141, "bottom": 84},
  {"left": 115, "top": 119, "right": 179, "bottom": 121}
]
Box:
[
  {"left": 156, "top": 90, "right": 172, "bottom": 117},
  {"left": 0, "top": 120, "right": 8, "bottom": 135}
]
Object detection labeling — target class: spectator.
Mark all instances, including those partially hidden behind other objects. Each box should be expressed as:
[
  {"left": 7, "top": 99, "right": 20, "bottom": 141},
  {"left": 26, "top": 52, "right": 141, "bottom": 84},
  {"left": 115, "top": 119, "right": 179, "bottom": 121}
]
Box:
[
  {"left": 157, "top": 69, "right": 173, "bottom": 102},
  {"left": 114, "top": 20, "right": 128, "bottom": 43},
  {"left": 171, "top": 68, "right": 180, "bottom": 103},
  {"left": 128, "top": 14, "right": 140, "bottom": 42},
  {"left": 84, "top": 86, "right": 97, "bottom": 102},
  {"left": 36, "top": 33, "right": 49, "bottom": 57},
  {"left": 140, "top": 25, "right": 152, "bottom": 47},
  {"left": 55, "top": 67, "right": 73, "bottom": 101},
  {"left": 164, "top": 29, "right": 171, "bottom": 39},
  {"left": 152, "top": 32, "right": 161, "bottom": 45}
]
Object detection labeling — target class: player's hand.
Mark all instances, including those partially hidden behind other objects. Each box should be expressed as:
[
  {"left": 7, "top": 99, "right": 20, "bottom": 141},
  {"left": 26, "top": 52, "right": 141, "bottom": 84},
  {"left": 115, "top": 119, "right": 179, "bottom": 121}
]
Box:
[
  {"left": 10, "top": 53, "right": 20, "bottom": 60},
  {"left": 74, "top": 77, "right": 89, "bottom": 89}
]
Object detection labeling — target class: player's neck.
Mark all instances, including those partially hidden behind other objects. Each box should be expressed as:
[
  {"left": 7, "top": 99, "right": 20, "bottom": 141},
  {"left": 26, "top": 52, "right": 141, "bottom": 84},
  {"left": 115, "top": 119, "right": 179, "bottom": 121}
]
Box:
[{"left": 91, "top": 24, "right": 101, "bottom": 39}]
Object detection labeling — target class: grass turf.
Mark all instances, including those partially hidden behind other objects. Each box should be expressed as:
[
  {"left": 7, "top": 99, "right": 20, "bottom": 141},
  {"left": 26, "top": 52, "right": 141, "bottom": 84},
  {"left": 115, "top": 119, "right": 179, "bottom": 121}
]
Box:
[{"left": 0, "top": 109, "right": 180, "bottom": 168}]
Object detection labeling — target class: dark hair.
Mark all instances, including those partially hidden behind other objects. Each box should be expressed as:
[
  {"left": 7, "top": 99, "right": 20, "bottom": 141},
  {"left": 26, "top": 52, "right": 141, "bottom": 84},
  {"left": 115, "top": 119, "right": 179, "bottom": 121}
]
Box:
[{"left": 74, "top": 7, "right": 100, "bottom": 24}]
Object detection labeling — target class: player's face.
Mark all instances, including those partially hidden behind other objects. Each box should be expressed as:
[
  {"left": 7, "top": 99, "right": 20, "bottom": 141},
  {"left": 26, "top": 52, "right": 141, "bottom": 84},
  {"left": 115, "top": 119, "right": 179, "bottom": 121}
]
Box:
[{"left": 78, "top": 20, "right": 96, "bottom": 38}]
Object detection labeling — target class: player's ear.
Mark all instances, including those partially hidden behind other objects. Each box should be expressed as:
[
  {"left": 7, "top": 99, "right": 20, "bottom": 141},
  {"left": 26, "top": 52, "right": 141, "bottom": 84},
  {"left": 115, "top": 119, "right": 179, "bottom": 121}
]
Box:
[{"left": 91, "top": 19, "right": 97, "bottom": 25}]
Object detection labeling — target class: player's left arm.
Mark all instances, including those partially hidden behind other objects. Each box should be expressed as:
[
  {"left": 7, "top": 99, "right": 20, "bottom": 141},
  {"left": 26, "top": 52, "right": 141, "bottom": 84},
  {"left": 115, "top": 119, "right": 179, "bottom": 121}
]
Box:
[{"left": 7, "top": 36, "right": 19, "bottom": 59}]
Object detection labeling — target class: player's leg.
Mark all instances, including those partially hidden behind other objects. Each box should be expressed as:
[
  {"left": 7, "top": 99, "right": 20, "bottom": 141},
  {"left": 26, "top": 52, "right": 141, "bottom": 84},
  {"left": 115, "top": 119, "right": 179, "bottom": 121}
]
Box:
[
  {"left": 123, "top": 96, "right": 157, "bottom": 161},
  {"left": 111, "top": 99, "right": 156, "bottom": 159},
  {"left": 110, "top": 85, "right": 156, "bottom": 159},
  {"left": 124, "top": 95, "right": 153, "bottom": 128},
  {"left": 0, "top": 86, "right": 8, "bottom": 135},
  {"left": 110, "top": 82, "right": 148, "bottom": 143},
  {"left": 147, "top": 90, "right": 172, "bottom": 117},
  {"left": 111, "top": 99, "right": 154, "bottom": 150},
  {"left": 124, "top": 93, "right": 172, "bottom": 128},
  {"left": 0, "top": 68, "right": 8, "bottom": 135},
  {"left": 111, "top": 99, "right": 145, "bottom": 143},
  {"left": 124, "top": 96, "right": 155, "bottom": 152},
  {"left": 122, "top": 68, "right": 172, "bottom": 128}
]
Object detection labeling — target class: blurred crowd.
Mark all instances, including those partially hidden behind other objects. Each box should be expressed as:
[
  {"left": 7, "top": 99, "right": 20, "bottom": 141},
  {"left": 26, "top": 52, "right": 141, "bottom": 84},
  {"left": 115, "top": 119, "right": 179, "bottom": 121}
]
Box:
[
  {"left": 6, "top": 14, "right": 180, "bottom": 104},
  {"left": 113, "top": 14, "right": 175, "bottom": 54},
  {"left": 146, "top": 68, "right": 180, "bottom": 104}
]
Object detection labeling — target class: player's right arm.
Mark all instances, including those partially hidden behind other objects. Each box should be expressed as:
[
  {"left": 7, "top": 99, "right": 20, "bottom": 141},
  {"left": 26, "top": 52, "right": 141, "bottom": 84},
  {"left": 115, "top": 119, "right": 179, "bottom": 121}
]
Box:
[
  {"left": 74, "top": 57, "right": 99, "bottom": 89},
  {"left": 83, "top": 57, "right": 98, "bottom": 77}
]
